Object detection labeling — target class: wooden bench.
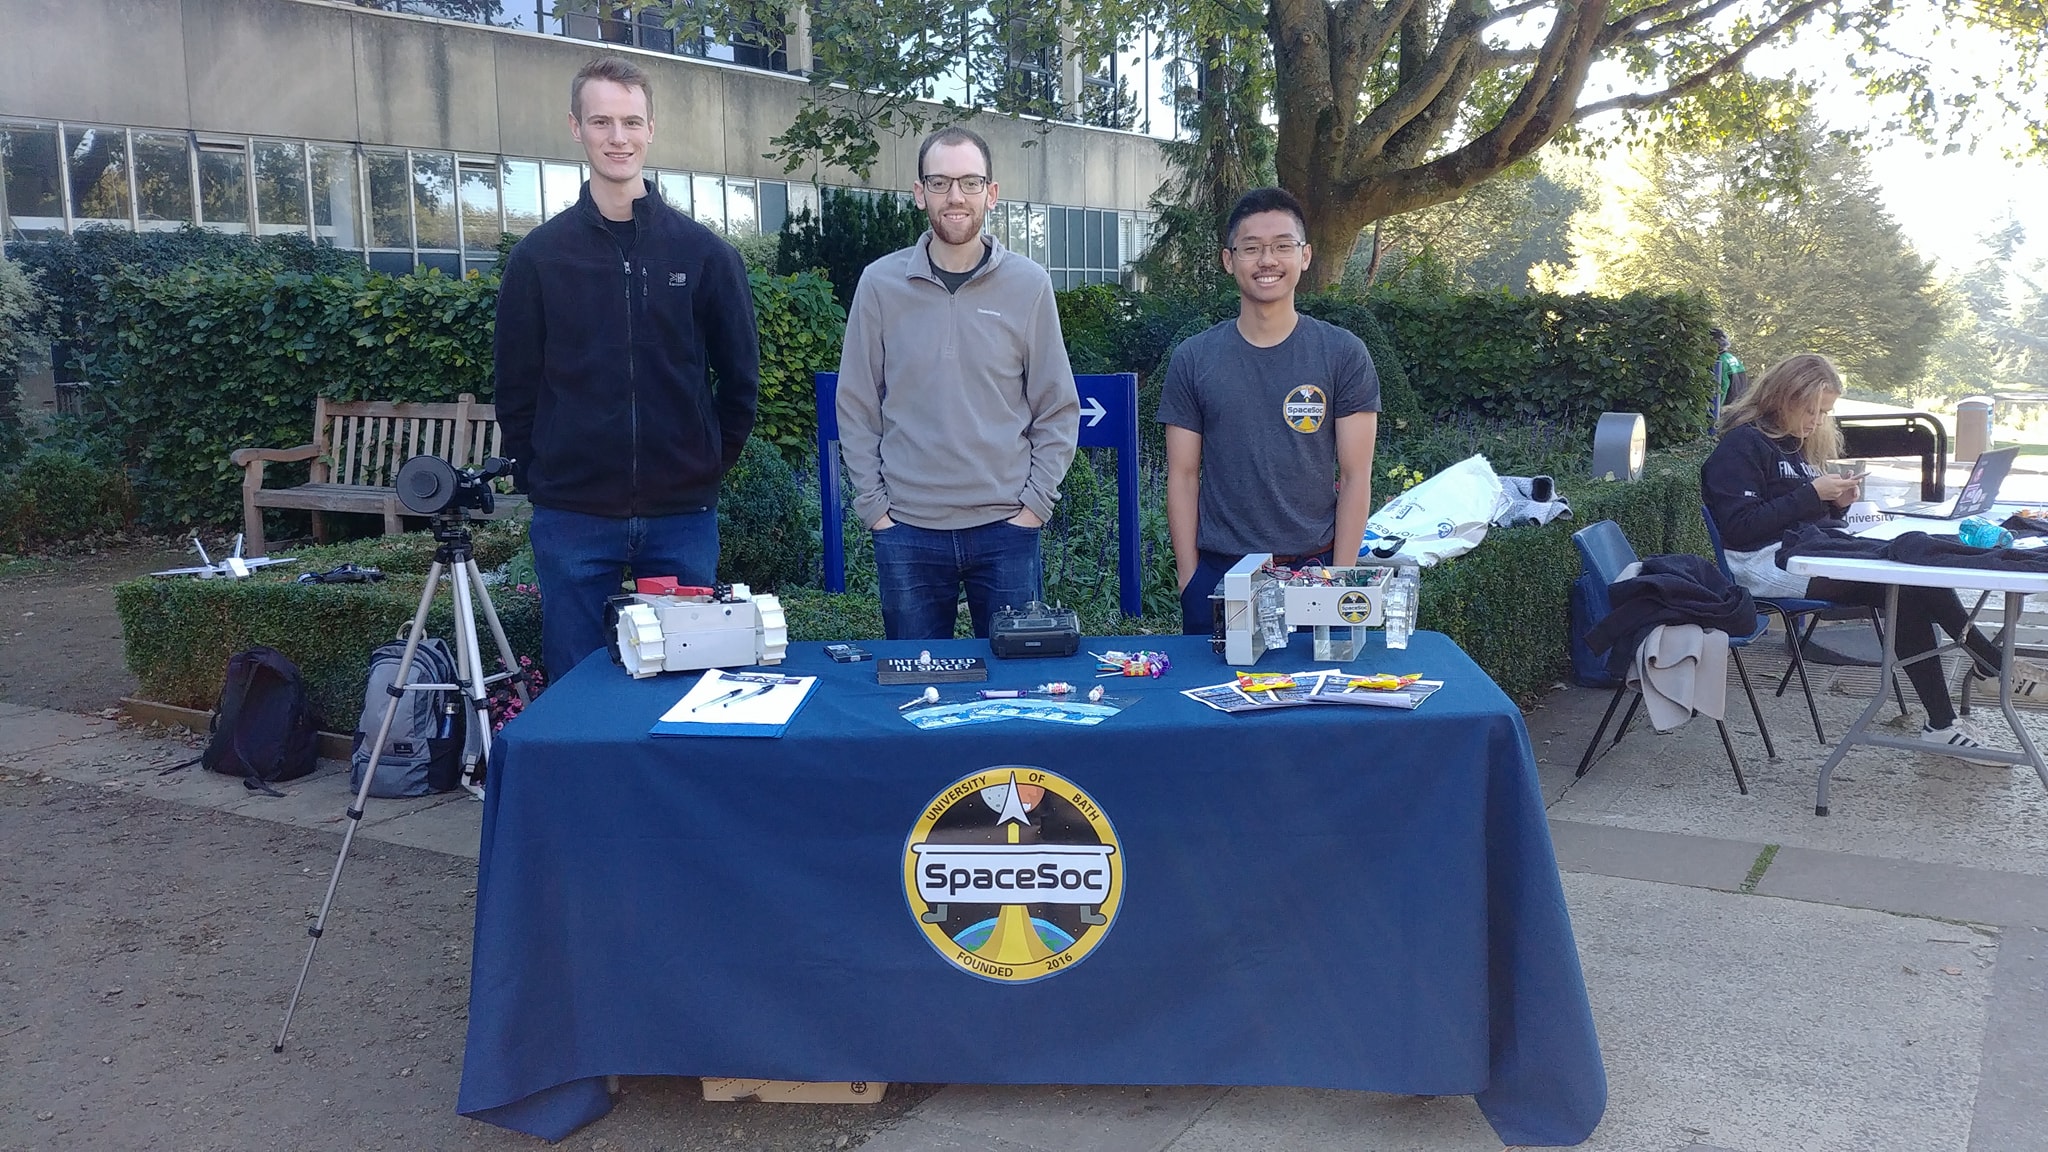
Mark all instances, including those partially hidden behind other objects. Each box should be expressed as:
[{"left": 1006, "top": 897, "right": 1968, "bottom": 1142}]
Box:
[{"left": 231, "top": 393, "right": 525, "bottom": 556}]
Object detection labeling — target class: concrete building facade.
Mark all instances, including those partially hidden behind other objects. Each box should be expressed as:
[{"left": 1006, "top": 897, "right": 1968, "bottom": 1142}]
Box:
[{"left": 0, "top": 0, "right": 1169, "bottom": 285}]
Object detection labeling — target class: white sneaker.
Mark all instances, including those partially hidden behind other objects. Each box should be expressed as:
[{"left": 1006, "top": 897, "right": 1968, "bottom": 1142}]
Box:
[
  {"left": 1919, "top": 719, "right": 2006, "bottom": 767},
  {"left": 1968, "top": 659, "right": 2048, "bottom": 701}
]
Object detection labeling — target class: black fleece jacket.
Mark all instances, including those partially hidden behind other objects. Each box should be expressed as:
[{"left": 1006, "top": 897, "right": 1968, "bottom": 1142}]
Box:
[
  {"left": 493, "top": 181, "right": 759, "bottom": 518},
  {"left": 1700, "top": 423, "right": 1844, "bottom": 552},
  {"left": 1583, "top": 554, "right": 1758, "bottom": 679}
]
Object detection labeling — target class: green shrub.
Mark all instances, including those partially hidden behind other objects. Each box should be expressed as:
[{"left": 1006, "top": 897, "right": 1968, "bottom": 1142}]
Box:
[
  {"left": 0, "top": 446, "right": 134, "bottom": 551},
  {"left": 777, "top": 188, "right": 927, "bottom": 306},
  {"left": 117, "top": 571, "right": 542, "bottom": 732},
  {"left": 84, "top": 265, "right": 499, "bottom": 527},
  {"left": 8, "top": 225, "right": 362, "bottom": 382},
  {"left": 749, "top": 269, "right": 846, "bottom": 464},
  {"left": 717, "top": 437, "right": 818, "bottom": 591},
  {"left": 1372, "top": 288, "right": 1717, "bottom": 448}
]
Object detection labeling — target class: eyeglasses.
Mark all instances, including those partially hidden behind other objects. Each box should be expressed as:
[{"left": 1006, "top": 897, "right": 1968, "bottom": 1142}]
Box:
[
  {"left": 1229, "top": 240, "right": 1303, "bottom": 260},
  {"left": 919, "top": 174, "right": 991, "bottom": 196}
]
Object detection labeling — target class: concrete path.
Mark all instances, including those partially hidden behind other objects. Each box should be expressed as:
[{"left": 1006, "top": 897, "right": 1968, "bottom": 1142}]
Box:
[{"left": 5, "top": 659, "right": 2048, "bottom": 1151}]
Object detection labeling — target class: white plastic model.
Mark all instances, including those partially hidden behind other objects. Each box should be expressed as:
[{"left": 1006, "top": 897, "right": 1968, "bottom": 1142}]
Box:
[{"left": 612, "top": 585, "right": 788, "bottom": 678}]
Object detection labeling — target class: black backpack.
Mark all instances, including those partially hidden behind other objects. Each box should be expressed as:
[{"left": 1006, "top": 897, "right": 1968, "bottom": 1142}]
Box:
[{"left": 164, "top": 647, "right": 321, "bottom": 796}]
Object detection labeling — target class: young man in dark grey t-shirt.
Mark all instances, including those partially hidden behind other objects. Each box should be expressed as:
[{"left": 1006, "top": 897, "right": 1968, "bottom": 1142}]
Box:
[{"left": 1156, "top": 187, "right": 1380, "bottom": 635}]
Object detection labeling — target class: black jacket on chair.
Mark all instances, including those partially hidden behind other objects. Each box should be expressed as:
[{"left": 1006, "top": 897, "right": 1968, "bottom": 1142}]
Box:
[{"left": 1584, "top": 554, "right": 1758, "bottom": 679}]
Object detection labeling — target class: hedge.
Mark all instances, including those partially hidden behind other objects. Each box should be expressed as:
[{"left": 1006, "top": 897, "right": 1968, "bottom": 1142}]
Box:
[
  {"left": 1371, "top": 288, "right": 1718, "bottom": 448},
  {"left": 73, "top": 262, "right": 844, "bottom": 529},
  {"left": 118, "top": 447, "right": 1717, "bottom": 724}
]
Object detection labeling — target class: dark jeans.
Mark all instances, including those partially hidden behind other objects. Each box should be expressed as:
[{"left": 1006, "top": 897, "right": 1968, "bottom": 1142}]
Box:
[
  {"left": 873, "top": 519, "right": 1041, "bottom": 640},
  {"left": 1179, "top": 548, "right": 1332, "bottom": 636},
  {"left": 1807, "top": 577, "right": 2002, "bottom": 729},
  {"left": 529, "top": 504, "right": 719, "bottom": 681}
]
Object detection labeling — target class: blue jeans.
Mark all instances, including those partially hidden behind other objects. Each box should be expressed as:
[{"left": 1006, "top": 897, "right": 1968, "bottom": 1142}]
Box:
[
  {"left": 529, "top": 505, "right": 718, "bottom": 681},
  {"left": 873, "top": 519, "right": 1042, "bottom": 640}
]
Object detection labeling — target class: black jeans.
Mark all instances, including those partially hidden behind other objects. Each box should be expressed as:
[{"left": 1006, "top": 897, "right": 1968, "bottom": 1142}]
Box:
[{"left": 1806, "top": 578, "right": 2002, "bottom": 729}]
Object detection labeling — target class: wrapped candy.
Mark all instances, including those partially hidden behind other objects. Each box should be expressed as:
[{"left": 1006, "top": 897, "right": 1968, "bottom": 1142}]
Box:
[{"left": 1092, "top": 650, "right": 1172, "bottom": 678}]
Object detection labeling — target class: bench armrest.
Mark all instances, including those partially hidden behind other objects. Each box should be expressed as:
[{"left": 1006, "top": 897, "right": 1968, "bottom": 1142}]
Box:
[{"left": 231, "top": 443, "right": 321, "bottom": 468}]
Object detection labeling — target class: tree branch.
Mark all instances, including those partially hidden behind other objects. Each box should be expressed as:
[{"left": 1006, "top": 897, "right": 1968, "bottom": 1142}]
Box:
[{"left": 1575, "top": 0, "right": 1832, "bottom": 119}]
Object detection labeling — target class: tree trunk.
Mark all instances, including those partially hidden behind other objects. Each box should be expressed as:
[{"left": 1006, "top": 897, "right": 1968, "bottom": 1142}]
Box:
[{"left": 1297, "top": 186, "right": 1377, "bottom": 293}]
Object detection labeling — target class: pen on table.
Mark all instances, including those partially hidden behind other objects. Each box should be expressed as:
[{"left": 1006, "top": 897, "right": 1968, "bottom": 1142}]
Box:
[
  {"left": 717, "top": 683, "right": 778, "bottom": 708},
  {"left": 689, "top": 687, "right": 747, "bottom": 712}
]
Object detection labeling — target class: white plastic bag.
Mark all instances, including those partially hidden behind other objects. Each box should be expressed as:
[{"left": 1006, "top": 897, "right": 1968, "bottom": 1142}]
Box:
[{"left": 1366, "top": 454, "right": 1511, "bottom": 567}]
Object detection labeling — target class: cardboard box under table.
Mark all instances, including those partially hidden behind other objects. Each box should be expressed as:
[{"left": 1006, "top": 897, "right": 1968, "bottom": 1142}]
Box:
[{"left": 456, "top": 633, "right": 1606, "bottom": 1145}]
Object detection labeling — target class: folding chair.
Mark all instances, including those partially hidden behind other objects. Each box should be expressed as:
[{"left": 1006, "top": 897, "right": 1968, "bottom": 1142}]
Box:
[
  {"left": 1572, "top": 519, "right": 1772, "bottom": 795},
  {"left": 1700, "top": 503, "right": 1907, "bottom": 742}
]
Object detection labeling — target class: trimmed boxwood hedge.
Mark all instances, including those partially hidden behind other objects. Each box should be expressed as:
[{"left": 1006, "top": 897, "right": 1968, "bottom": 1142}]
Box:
[{"left": 117, "top": 451, "right": 1714, "bottom": 725}]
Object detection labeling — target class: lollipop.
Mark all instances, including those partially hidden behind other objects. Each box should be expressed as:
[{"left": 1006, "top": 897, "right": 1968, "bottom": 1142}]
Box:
[{"left": 899, "top": 686, "right": 939, "bottom": 710}]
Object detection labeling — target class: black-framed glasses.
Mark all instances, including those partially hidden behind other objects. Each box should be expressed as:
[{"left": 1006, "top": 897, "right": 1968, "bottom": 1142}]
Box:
[
  {"left": 920, "top": 174, "right": 990, "bottom": 196},
  {"left": 1229, "top": 240, "right": 1303, "bottom": 260}
]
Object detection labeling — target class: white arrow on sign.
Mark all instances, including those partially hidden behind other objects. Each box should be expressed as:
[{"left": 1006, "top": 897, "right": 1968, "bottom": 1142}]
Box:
[{"left": 1078, "top": 397, "right": 1107, "bottom": 427}]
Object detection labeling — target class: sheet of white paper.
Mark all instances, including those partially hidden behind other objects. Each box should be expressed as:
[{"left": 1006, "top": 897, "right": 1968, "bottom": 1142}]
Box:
[{"left": 659, "top": 669, "right": 816, "bottom": 728}]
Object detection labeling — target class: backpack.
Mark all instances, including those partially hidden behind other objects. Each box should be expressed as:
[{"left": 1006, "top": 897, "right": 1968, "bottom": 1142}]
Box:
[
  {"left": 349, "top": 637, "right": 478, "bottom": 798},
  {"left": 163, "top": 647, "right": 321, "bottom": 796}
]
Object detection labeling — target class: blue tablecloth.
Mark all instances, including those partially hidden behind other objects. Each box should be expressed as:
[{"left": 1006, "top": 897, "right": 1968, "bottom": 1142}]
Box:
[{"left": 458, "top": 632, "right": 1605, "bottom": 1145}]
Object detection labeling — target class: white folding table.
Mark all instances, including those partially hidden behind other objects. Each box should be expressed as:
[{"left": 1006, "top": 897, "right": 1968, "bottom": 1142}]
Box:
[{"left": 1783, "top": 553, "right": 2048, "bottom": 815}]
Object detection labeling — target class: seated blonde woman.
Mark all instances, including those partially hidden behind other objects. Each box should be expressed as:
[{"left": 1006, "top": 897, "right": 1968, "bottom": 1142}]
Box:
[{"left": 1700, "top": 352, "right": 2044, "bottom": 760}]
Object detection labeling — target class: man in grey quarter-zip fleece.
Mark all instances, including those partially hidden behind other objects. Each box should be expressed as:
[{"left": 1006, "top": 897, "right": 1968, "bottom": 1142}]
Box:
[{"left": 836, "top": 126, "right": 1080, "bottom": 640}]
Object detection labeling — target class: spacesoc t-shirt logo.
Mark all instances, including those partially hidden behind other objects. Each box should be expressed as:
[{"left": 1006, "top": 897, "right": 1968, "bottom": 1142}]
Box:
[{"left": 1283, "top": 385, "right": 1328, "bottom": 433}]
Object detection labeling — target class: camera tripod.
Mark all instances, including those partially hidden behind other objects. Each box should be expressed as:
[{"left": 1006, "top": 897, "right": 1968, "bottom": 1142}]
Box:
[{"left": 274, "top": 511, "right": 530, "bottom": 1052}]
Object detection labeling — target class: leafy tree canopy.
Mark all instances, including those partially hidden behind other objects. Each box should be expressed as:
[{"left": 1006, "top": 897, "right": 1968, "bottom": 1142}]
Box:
[
  {"left": 576, "top": 2, "right": 2047, "bottom": 290},
  {"left": 1570, "top": 114, "right": 1942, "bottom": 399}
]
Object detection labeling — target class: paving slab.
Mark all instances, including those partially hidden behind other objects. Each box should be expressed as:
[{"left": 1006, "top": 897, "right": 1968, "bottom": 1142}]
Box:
[
  {"left": 1547, "top": 819, "right": 1763, "bottom": 892},
  {"left": 1969, "top": 924, "right": 2048, "bottom": 1152},
  {"left": 360, "top": 795, "right": 482, "bottom": 859},
  {"left": 859, "top": 1085, "right": 1224, "bottom": 1152},
  {"left": 1539, "top": 680, "right": 2048, "bottom": 877},
  {"left": 0, "top": 710, "right": 124, "bottom": 756},
  {"left": 1756, "top": 846, "right": 2048, "bottom": 930}
]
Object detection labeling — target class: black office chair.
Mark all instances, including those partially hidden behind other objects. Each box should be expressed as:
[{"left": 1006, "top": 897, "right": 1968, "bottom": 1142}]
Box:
[
  {"left": 1572, "top": 519, "right": 1772, "bottom": 795},
  {"left": 1700, "top": 502, "right": 1907, "bottom": 742}
]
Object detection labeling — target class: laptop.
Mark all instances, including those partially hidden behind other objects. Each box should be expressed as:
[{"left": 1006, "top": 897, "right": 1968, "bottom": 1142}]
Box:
[{"left": 1886, "top": 445, "right": 2019, "bottom": 520}]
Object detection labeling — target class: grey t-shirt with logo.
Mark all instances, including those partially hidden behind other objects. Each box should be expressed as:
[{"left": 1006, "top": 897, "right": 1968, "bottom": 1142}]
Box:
[{"left": 1156, "top": 316, "right": 1379, "bottom": 557}]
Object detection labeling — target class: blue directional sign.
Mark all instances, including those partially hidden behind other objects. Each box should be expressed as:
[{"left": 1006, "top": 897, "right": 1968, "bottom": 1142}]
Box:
[{"left": 815, "top": 372, "right": 1144, "bottom": 619}]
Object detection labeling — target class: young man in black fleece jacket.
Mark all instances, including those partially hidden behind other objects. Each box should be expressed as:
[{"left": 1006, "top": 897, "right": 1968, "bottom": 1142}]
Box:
[{"left": 494, "top": 56, "right": 760, "bottom": 682}]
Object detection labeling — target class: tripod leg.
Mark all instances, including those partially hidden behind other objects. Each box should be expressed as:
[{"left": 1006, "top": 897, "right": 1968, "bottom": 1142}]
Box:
[
  {"left": 466, "top": 559, "right": 530, "bottom": 707},
  {"left": 276, "top": 561, "right": 446, "bottom": 1053},
  {"left": 449, "top": 563, "right": 498, "bottom": 799}
]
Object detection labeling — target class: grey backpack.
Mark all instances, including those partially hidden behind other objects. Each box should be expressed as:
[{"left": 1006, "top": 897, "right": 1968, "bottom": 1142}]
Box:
[{"left": 349, "top": 637, "right": 479, "bottom": 797}]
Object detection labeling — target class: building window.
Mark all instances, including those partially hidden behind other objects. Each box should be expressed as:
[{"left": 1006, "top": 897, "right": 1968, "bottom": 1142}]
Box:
[
  {"left": 197, "top": 141, "right": 251, "bottom": 232},
  {"left": 1, "top": 123, "right": 64, "bottom": 236},
  {"left": 254, "top": 140, "right": 310, "bottom": 237},
  {"left": 542, "top": 161, "right": 582, "bottom": 220},
  {"left": 788, "top": 181, "right": 819, "bottom": 223},
  {"left": 65, "top": 126, "right": 131, "bottom": 228},
  {"left": 502, "top": 159, "right": 543, "bottom": 237},
  {"left": 310, "top": 144, "right": 362, "bottom": 248},
  {"left": 692, "top": 174, "right": 724, "bottom": 230},
  {"left": 725, "top": 178, "right": 757, "bottom": 236},
  {"left": 366, "top": 149, "right": 411, "bottom": 248},
  {"left": 657, "top": 170, "right": 691, "bottom": 213},
  {"left": 411, "top": 151, "right": 458, "bottom": 251},
  {"left": 758, "top": 180, "right": 788, "bottom": 236},
  {"left": 459, "top": 160, "right": 501, "bottom": 255},
  {"left": 131, "top": 132, "right": 193, "bottom": 230}
]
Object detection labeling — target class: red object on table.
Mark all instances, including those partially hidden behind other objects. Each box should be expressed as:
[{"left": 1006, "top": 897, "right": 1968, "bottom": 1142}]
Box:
[{"left": 634, "top": 577, "right": 715, "bottom": 597}]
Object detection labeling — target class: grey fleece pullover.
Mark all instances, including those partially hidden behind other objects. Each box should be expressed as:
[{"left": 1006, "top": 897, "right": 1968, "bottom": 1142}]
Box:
[{"left": 835, "top": 232, "right": 1079, "bottom": 531}]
